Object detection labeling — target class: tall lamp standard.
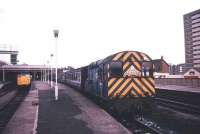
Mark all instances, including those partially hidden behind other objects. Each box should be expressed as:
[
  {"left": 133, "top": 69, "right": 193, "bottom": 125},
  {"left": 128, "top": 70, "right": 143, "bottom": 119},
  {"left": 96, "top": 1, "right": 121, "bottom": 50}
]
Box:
[
  {"left": 47, "top": 60, "right": 49, "bottom": 84},
  {"left": 41, "top": 70, "right": 42, "bottom": 81},
  {"left": 43, "top": 69, "right": 45, "bottom": 81},
  {"left": 44, "top": 64, "right": 46, "bottom": 82},
  {"left": 53, "top": 29, "right": 59, "bottom": 100},
  {"left": 2, "top": 65, "right": 5, "bottom": 82},
  {"left": 50, "top": 54, "right": 53, "bottom": 88}
]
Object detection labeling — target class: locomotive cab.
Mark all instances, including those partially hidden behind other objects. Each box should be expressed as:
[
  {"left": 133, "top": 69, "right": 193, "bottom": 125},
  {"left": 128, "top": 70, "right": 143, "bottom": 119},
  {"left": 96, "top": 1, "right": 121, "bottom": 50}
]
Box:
[{"left": 108, "top": 60, "right": 155, "bottom": 98}]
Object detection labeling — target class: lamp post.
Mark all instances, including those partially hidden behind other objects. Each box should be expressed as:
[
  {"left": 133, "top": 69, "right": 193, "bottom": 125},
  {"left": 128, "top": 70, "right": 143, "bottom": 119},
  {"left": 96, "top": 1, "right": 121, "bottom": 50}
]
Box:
[
  {"left": 44, "top": 65, "right": 46, "bottom": 82},
  {"left": 43, "top": 69, "right": 44, "bottom": 81},
  {"left": 41, "top": 70, "right": 42, "bottom": 81},
  {"left": 53, "top": 29, "right": 59, "bottom": 100},
  {"left": 50, "top": 54, "right": 53, "bottom": 88},
  {"left": 41, "top": 70, "right": 43, "bottom": 81},
  {"left": 2, "top": 65, "right": 5, "bottom": 82},
  {"left": 47, "top": 60, "right": 49, "bottom": 84}
]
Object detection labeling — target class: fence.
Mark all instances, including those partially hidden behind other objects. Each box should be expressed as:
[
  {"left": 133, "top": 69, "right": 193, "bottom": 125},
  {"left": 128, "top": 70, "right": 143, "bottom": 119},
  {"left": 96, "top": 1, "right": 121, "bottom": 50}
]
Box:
[{"left": 155, "top": 78, "right": 200, "bottom": 88}]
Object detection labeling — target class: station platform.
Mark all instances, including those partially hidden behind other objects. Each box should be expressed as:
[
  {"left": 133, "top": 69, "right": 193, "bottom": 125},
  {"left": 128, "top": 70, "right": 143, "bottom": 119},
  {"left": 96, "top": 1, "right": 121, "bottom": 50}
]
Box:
[
  {"left": 156, "top": 84, "right": 200, "bottom": 93},
  {"left": 2, "top": 81, "right": 131, "bottom": 134}
]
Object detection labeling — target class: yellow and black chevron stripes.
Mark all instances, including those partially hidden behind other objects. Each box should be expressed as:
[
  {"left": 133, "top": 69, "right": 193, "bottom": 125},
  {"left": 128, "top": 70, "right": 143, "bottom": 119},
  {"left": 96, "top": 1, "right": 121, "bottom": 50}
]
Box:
[
  {"left": 140, "top": 53, "right": 151, "bottom": 61},
  {"left": 132, "top": 52, "right": 141, "bottom": 61},
  {"left": 141, "top": 78, "right": 155, "bottom": 94},
  {"left": 122, "top": 52, "right": 132, "bottom": 61},
  {"left": 115, "top": 52, "right": 143, "bottom": 72},
  {"left": 112, "top": 51, "right": 151, "bottom": 62},
  {"left": 108, "top": 77, "right": 155, "bottom": 99},
  {"left": 130, "top": 57, "right": 141, "bottom": 69},
  {"left": 108, "top": 78, "right": 116, "bottom": 87},
  {"left": 113, "top": 52, "right": 124, "bottom": 61},
  {"left": 133, "top": 78, "right": 152, "bottom": 96},
  {"left": 121, "top": 83, "right": 134, "bottom": 97},
  {"left": 108, "top": 78, "right": 123, "bottom": 96},
  {"left": 112, "top": 78, "right": 131, "bottom": 97},
  {"left": 123, "top": 61, "right": 141, "bottom": 74},
  {"left": 123, "top": 62, "right": 130, "bottom": 70},
  {"left": 122, "top": 52, "right": 142, "bottom": 62}
]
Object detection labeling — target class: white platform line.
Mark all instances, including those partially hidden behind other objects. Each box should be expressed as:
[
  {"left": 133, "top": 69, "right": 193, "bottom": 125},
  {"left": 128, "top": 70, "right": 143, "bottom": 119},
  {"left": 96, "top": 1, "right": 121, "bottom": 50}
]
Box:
[{"left": 33, "top": 90, "right": 39, "bottom": 134}]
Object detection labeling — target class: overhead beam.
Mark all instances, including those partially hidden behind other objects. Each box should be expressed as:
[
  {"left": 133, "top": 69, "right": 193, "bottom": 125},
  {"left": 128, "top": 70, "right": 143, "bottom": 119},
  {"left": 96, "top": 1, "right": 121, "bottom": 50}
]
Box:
[{"left": 0, "top": 50, "right": 19, "bottom": 55}]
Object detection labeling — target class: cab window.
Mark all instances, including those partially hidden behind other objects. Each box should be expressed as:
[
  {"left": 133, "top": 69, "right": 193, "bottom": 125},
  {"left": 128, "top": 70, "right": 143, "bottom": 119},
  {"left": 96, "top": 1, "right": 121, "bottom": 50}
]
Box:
[
  {"left": 142, "top": 61, "right": 153, "bottom": 77},
  {"left": 109, "top": 61, "right": 123, "bottom": 77}
]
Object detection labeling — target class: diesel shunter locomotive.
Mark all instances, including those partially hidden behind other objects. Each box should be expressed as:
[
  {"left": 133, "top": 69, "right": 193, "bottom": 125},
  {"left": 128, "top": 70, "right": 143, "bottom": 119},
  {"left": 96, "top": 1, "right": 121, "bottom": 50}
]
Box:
[{"left": 61, "top": 51, "right": 155, "bottom": 115}]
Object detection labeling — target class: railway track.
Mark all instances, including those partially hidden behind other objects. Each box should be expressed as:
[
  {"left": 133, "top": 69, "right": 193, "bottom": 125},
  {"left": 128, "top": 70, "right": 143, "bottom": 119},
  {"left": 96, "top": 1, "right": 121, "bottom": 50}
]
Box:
[
  {"left": 94, "top": 99, "right": 166, "bottom": 134},
  {"left": 155, "top": 97, "right": 200, "bottom": 115},
  {"left": 0, "top": 83, "right": 13, "bottom": 97},
  {"left": 0, "top": 85, "right": 30, "bottom": 133},
  {"left": 115, "top": 111, "right": 176, "bottom": 134},
  {"left": 63, "top": 82, "right": 200, "bottom": 134},
  {"left": 63, "top": 83, "right": 166, "bottom": 134},
  {"left": 133, "top": 118, "right": 164, "bottom": 134}
]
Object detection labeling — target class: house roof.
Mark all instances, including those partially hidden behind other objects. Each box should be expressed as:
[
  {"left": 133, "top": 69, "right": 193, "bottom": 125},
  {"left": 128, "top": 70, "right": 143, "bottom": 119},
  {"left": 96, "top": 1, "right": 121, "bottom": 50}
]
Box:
[
  {"left": 184, "top": 68, "right": 200, "bottom": 76},
  {"left": 152, "top": 58, "right": 169, "bottom": 66}
]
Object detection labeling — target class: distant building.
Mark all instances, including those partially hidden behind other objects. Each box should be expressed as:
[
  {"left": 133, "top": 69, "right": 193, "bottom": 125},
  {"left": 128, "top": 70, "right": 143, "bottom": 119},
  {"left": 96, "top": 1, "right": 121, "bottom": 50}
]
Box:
[
  {"left": 152, "top": 56, "right": 169, "bottom": 73},
  {"left": 0, "top": 50, "right": 18, "bottom": 65},
  {"left": 184, "top": 9, "right": 200, "bottom": 71},
  {"left": 169, "top": 64, "right": 176, "bottom": 75},
  {"left": 169, "top": 63, "right": 187, "bottom": 75}
]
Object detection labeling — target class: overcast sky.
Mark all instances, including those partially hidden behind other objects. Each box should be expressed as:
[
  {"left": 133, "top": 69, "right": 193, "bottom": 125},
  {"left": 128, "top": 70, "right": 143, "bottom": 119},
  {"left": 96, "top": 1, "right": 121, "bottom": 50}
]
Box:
[{"left": 0, "top": 0, "right": 200, "bottom": 68}]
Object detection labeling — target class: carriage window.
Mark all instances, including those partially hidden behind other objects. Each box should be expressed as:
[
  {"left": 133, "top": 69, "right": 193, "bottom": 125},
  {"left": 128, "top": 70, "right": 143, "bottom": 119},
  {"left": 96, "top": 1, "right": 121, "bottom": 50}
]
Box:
[
  {"left": 142, "top": 61, "right": 153, "bottom": 77},
  {"left": 109, "top": 61, "right": 123, "bottom": 77}
]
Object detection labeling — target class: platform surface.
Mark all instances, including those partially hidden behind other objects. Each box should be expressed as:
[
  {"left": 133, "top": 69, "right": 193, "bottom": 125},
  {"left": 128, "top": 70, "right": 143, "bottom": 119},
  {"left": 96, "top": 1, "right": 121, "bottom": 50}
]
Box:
[
  {"left": 2, "top": 84, "right": 38, "bottom": 134},
  {"left": 3, "top": 81, "right": 131, "bottom": 134},
  {"left": 36, "top": 82, "right": 131, "bottom": 134},
  {"left": 156, "top": 84, "right": 200, "bottom": 93}
]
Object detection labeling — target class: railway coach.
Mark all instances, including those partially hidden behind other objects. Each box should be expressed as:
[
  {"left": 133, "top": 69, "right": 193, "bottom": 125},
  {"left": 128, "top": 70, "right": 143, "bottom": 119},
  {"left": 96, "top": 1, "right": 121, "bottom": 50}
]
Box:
[{"left": 62, "top": 51, "right": 155, "bottom": 114}]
